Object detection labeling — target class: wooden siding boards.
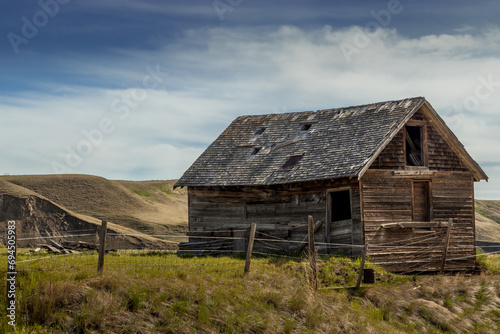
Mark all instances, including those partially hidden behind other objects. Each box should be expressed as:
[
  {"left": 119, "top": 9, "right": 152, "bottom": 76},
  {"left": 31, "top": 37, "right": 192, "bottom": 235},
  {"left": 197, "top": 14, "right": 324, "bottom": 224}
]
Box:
[
  {"left": 362, "top": 103, "right": 477, "bottom": 272},
  {"left": 371, "top": 129, "right": 406, "bottom": 170},
  {"left": 362, "top": 170, "right": 475, "bottom": 271},
  {"left": 188, "top": 179, "right": 362, "bottom": 254}
]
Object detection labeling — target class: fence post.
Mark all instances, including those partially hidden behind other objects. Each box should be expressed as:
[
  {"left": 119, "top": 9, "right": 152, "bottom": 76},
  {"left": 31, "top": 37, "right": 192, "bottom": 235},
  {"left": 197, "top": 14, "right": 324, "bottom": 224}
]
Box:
[
  {"left": 356, "top": 245, "right": 368, "bottom": 289},
  {"left": 244, "top": 223, "right": 257, "bottom": 275},
  {"left": 440, "top": 218, "right": 453, "bottom": 274},
  {"left": 308, "top": 215, "right": 318, "bottom": 290},
  {"left": 97, "top": 220, "right": 107, "bottom": 274}
]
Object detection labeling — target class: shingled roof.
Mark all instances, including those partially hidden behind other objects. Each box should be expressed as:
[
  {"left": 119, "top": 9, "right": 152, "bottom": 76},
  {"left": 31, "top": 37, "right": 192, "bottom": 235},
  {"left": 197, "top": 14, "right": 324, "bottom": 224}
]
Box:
[{"left": 175, "top": 97, "right": 487, "bottom": 187}]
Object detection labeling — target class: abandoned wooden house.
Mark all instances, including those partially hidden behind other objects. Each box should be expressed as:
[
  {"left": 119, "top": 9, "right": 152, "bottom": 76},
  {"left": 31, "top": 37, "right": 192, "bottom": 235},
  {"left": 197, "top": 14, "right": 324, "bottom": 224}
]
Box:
[{"left": 175, "top": 97, "right": 488, "bottom": 272}]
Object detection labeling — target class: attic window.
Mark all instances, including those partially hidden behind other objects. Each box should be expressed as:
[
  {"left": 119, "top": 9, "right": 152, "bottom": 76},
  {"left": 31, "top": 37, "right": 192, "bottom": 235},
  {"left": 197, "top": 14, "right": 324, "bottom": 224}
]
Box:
[
  {"left": 300, "top": 124, "right": 312, "bottom": 131},
  {"left": 251, "top": 147, "right": 260, "bottom": 155},
  {"left": 279, "top": 154, "right": 304, "bottom": 171},
  {"left": 254, "top": 127, "right": 266, "bottom": 136},
  {"left": 405, "top": 125, "right": 426, "bottom": 166}
]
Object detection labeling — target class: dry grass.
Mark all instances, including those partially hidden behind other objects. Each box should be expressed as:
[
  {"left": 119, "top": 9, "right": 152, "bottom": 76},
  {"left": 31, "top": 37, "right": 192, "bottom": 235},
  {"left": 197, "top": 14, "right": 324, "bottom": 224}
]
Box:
[{"left": 1, "top": 250, "right": 500, "bottom": 333}]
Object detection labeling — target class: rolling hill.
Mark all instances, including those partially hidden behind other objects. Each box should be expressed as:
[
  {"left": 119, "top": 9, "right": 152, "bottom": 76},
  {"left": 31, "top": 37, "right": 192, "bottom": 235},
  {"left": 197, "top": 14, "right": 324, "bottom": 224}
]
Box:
[
  {"left": 0, "top": 174, "right": 188, "bottom": 249},
  {"left": 2, "top": 174, "right": 187, "bottom": 234}
]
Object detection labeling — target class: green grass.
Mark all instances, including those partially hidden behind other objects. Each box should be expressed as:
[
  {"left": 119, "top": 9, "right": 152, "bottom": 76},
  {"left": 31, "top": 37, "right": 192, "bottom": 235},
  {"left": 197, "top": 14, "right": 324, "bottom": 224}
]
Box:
[
  {"left": 475, "top": 206, "right": 489, "bottom": 218},
  {"left": 0, "top": 249, "right": 499, "bottom": 333},
  {"left": 476, "top": 249, "right": 500, "bottom": 274},
  {"left": 129, "top": 188, "right": 154, "bottom": 199}
]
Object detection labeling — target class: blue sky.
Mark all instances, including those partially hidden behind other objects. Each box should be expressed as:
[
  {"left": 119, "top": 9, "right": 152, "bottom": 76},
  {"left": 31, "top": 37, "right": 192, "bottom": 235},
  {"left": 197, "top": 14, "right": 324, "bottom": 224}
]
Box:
[{"left": 0, "top": 0, "right": 499, "bottom": 199}]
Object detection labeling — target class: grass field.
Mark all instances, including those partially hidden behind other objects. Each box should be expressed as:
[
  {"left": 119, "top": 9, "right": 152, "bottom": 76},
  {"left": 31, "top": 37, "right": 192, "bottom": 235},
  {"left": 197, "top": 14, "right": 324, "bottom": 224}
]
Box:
[
  {"left": 1, "top": 175, "right": 500, "bottom": 332},
  {"left": 1, "top": 248, "right": 499, "bottom": 333}
]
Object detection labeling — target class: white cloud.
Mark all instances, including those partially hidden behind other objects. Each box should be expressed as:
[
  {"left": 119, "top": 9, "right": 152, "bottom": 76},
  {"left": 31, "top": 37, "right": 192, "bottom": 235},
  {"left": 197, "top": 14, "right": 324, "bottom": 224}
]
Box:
[{"left": 1, "top": 25, "right": 499, "bottom": 197}]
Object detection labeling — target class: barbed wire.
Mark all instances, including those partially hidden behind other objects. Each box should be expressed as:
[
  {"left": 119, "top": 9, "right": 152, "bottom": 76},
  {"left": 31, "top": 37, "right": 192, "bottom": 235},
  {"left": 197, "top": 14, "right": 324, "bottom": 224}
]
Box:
[
  {"left": 16, "top": 252, "right": 81, "bottom": 264},
  {"left": 6, "top": 225, "right": 500, "bottom": 287},
  {"left": 11, "top": 228, "right": 500, "bottom": 250},
  {"left": 18, "top": 233, "right": 97, "bottom": 241}
]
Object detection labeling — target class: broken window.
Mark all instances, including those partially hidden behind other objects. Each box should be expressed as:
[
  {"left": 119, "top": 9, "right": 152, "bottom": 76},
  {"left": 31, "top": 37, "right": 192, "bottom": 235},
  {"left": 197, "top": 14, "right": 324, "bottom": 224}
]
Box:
[
  {"left": 300, "top": 124, "right": 312, "bottom": 131},
  {"left": 253, "top": 127, "right": 266, "bottom": 136},
  {"left": 406, "top": 126, "right": 425, "bottom": 166},
  {"left": 330, "top": 190, "right": 352, "bottom": 222},
  {"left": 279, "top": 154, "right": 304, "bottom": 171}
]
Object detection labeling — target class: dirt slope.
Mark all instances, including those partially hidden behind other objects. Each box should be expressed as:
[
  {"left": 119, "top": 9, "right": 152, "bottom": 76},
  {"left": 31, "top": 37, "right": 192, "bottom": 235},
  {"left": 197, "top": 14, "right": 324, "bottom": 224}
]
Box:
[
  {"left": 3, "top": 175, "right": 187, "bottom": 235},
  {"left": 0, "top": 178, "right": 173, "bottom": 249}
]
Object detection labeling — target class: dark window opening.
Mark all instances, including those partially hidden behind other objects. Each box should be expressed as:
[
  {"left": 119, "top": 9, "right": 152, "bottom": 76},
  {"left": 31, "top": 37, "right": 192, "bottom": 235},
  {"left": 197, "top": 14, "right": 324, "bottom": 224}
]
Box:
[
  {"left": 279, "top": 154, "right": 304, "bottom": 171},
  {"left": 406, "top": 126, "right": 423, "bottom": 166},
  {"left": 254, "top": 127, "right": 266, "bottom": 136},
  {"left": 251, "top": 147, "right": 260, "bottom": 155},
  {"left": 330, "top": 190, "right": 352, "bottom": 222},
  {"left": 300, "top": 124, "right": 312, "bottom": 131}
]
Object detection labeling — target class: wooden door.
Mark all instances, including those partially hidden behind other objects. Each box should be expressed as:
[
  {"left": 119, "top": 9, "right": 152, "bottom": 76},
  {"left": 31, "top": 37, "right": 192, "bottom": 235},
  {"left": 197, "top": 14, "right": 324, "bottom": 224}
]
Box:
[{"left": 412, "top": 181, "right": 430, "bottom": 221}]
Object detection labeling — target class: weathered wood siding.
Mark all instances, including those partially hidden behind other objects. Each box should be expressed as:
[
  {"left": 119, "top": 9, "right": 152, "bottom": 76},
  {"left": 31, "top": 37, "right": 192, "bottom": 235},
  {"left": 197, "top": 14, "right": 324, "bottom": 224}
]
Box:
[
  {"left": 432, "top": 173, "right": 475, "bottom": 270},
  {"left": 362, "top": 170, "right": 475, "bottom": 271},
  {"left": 372, "top": 109, "right": 469, "bottom": 172},
  {"left": 371, "top": 127, "right": 406, "bottom": 169},
  {"left": 187, "top": 179, "right": 362, "bottom": 254}
]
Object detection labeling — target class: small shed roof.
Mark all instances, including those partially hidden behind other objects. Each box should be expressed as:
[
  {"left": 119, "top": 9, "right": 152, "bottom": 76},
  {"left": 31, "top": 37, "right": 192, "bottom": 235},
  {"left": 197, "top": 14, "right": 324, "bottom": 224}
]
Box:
[{"left": 175, "top": 97, "right": 487, "bottom": 187}]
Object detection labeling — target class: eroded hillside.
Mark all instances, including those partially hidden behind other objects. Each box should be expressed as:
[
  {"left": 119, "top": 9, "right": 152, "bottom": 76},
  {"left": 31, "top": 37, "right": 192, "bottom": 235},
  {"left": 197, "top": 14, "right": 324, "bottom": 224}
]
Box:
[{"left": 3, "top": 175, "right": 187, "bottom": 236}]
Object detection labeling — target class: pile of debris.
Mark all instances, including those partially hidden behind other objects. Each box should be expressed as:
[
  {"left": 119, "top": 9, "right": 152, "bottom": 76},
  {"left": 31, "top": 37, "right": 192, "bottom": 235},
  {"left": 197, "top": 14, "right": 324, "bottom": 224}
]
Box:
[
  {"left": 39, "top": 239, "right": 98, "bottom": 254},
  {"left": 177, "top": 239, "right": 234, "bottom": 256}
]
